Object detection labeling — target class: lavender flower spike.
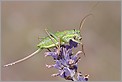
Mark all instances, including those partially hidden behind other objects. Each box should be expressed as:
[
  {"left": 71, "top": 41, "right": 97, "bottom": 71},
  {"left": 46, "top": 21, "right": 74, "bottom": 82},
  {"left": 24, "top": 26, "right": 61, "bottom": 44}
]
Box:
[{"left": 45, "top": 40, "right": 89, "bottom": 81}]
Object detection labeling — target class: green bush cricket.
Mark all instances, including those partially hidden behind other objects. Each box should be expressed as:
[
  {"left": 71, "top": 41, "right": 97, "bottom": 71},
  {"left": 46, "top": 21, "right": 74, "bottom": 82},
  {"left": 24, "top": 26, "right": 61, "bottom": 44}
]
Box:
[{"left": 4, "top": 14, "right": 93, "bottom": 67}]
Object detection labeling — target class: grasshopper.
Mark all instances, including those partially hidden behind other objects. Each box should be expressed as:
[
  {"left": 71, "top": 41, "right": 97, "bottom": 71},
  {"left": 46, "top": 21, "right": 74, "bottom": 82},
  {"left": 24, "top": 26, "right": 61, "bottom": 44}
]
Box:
[{"left": 4, "top": 14, "right": 93, "bottom": 67}]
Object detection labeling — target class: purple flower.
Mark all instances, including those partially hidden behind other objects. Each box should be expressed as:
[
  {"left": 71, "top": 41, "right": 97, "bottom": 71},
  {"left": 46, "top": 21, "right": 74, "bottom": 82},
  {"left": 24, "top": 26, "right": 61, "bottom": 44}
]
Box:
[
  {"left": 45, "top": 40, "right": 89, "bottom": 81},
  {"left": 77, "top": 72, "right": 89, "bottom": 81},
  {"left": 64, "top": 39, "right": 78, "bottom": 50}
]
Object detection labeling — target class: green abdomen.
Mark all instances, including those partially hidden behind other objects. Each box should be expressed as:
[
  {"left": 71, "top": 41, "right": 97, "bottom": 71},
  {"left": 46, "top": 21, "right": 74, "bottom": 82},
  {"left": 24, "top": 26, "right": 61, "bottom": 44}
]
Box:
[
  {"left": 37, "top": 37, "right": 58, "bottom": 49},
  {"left": 37, "top": 30, "right": 75, "bottom": 49}
]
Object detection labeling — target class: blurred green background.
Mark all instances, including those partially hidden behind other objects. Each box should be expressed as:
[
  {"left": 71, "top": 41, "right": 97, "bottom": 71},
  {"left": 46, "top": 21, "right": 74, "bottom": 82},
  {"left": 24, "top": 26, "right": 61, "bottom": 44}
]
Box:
[{"left": 1, "top": 1, "right": 121, "bottom": 81}]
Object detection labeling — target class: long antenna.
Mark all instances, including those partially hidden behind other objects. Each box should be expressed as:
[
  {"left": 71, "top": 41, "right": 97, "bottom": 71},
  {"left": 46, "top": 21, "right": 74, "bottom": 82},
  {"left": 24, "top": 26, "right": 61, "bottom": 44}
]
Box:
[
  {"left": 89, "top": 2, "right": 99, "bottom": 13},
  {"left": 78, "top": 14, "right": 94, "bottom": 57},
  {"left": 4, "top": 49, "right": 41, "bottom": 67},
  {"left": 79, "top": 14, "right": 94, "bottom": 31}
]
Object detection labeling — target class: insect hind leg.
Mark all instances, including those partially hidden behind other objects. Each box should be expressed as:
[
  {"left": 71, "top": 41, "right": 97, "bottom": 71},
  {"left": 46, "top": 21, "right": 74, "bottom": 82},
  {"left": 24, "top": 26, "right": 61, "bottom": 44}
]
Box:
[
  {"left": 47, "top": 48, "right": 51, "bottom": 52},
  {"left": 44, "top": 29, "right": 61, "bottom": 55},
  {"left": 45, "top": 29, "right": 59, "bottom": 49}
]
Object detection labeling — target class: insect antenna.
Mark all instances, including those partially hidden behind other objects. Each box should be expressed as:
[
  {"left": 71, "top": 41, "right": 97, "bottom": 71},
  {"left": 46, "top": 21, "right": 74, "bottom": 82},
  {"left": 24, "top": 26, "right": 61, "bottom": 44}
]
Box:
[
  {"left": 78, "top": 14, "right": 94, "bottom": 56},
  {"left": 79, "top": 14, "right": 94, "bottom": 35}
]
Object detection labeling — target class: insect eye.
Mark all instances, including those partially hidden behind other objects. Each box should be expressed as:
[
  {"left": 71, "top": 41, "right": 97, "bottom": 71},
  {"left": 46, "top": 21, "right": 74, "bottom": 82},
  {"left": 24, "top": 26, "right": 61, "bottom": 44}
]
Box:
[
  {"left": 73, "top": 36, "right": 76, "bottom": 39},
  {"left": 79, "top": 37, "right": 82, "bottom": 40}
]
